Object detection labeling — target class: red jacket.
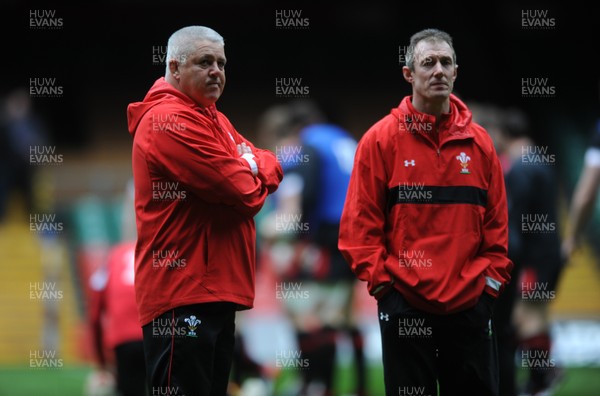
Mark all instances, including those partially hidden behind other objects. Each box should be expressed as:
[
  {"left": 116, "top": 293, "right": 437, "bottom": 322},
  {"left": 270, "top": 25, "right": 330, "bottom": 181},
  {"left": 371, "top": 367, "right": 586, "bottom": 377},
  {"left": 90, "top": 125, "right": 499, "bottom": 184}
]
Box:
[
  {"left": 127, "top": 78, "right": 283, "bottom": 325},
  {"left": 339, "top": 94, "right": 512, "bottom": 314},
  {"left": 89, "top": 241, "right": 142, "bottom": 361}
]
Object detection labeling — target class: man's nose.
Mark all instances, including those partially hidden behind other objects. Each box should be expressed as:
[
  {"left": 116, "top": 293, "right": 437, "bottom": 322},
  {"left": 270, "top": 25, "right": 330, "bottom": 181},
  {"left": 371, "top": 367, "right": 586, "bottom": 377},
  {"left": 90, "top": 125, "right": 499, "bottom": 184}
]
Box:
[
  {"left": 432, "top": 62, "right": 444, "bottom": 76},
  {"left": 208, "top": 62, "right": 221, "bottom": 74}
]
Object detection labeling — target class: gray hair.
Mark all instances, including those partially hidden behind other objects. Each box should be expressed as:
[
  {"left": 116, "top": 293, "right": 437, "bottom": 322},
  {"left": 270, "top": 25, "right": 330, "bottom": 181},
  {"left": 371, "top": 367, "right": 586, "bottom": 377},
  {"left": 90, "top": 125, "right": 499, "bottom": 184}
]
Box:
[
  {"left": 404, "top": 28, "right": 456, "bottom": 71},
  {"left": 165, "top": 26, "right": 225, "bottom": 74}
]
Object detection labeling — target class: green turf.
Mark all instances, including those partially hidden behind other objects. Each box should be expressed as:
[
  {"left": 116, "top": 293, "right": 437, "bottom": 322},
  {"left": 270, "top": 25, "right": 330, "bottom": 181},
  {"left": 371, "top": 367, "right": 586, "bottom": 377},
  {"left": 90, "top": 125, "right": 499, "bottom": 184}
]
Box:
[
  {"left": 516, "top": 366, "right": 600, "bottom": 396},
  {"left": 271, "top": 362, "right": 385, "bottom": 394},
  {"left": 267, "top": 364, "right": 600, "bottom": 395},
  {"left": 0, "top": 366, "right": 92, "bottom": 396},
  {"left": 0, "top": 364, "right": 599, "bottom": 395}
]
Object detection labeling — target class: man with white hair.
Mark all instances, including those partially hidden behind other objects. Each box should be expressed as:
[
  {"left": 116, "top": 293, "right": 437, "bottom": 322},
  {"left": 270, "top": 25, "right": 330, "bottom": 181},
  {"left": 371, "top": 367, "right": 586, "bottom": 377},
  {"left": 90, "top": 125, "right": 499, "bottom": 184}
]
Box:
[{"left": 127, "top": 26, "right": 283, "bottom": 395}]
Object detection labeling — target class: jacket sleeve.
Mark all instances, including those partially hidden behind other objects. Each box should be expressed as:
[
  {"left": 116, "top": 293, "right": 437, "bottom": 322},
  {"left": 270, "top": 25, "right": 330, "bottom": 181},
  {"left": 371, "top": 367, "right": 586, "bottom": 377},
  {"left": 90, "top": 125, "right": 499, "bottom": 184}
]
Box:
[
  {"left": 338, "top": 131, "right": 394, "bottom": 296},
  {"left": 146, "top": 108, "right": 274, "bottom": 217},
  {"left": 478, "top": 152, "right": 514, "bottom": 297},
  {"left": 221, "top": 114, "right": 283, "bottom": 195},
  {"left": 240, "top": 141, "right": 284, "bottom": 195}
]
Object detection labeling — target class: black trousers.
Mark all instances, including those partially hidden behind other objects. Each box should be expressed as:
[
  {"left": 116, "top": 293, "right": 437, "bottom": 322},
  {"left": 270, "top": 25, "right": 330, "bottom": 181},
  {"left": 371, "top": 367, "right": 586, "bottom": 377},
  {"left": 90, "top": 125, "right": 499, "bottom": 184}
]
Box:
[
  {"left": 142, "top": 303, "right": 236, "bottom": 396},
  {"left": 114, "top": 340, "right": 147, "bottom": 396},
  {"left": 377, "top": 289, "right": 499, "bottom": 396}
]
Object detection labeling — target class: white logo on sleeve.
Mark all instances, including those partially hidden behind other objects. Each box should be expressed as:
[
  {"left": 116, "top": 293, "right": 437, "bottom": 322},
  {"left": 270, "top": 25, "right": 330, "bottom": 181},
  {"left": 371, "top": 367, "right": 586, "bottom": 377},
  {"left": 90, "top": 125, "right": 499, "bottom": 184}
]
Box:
[{"left": 404, "top": 159, "right": 416, "bottom": 167}]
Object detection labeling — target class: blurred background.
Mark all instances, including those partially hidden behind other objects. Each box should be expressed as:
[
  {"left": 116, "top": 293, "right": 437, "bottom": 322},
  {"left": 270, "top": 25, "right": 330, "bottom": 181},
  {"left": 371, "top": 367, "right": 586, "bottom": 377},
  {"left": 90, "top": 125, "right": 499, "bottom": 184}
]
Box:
[{"left": 1, "top": 1, "right": 599, "bottom": 395}]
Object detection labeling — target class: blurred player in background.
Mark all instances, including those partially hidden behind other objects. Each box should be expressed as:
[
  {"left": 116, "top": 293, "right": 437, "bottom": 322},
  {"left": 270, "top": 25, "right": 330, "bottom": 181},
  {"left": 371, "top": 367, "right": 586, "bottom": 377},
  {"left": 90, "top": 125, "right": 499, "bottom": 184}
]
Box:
[
  {"left": 257, "top": 100, "right": 367, "bottom": 396},
  {"left": 1, "top": 86, "right": 63, "bottom": 367},
  {"left": 87, "top": 179, "right": 146, "bottom": 396},
  {"left": 562, "top": 118, "right": 600, "bottom": 260},
  {"left": 483, "top": 105, "right": 564, "bottom": 396},
  {"left": 0, "top": 87, "right": 48, "bottom": 220},
  {"left": 469, "top": 101, "right": 518, "bottom": 396}
]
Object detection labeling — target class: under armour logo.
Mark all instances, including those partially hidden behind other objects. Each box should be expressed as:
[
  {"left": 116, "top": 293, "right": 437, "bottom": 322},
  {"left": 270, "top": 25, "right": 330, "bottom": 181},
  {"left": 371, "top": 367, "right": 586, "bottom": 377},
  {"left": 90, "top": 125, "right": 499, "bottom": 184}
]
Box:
[
  {"left": 404, "top": 160, "right": 415, "bottom": 167},
  {"left": 380, "top": 312, "right": 389, "bottom": 321}
]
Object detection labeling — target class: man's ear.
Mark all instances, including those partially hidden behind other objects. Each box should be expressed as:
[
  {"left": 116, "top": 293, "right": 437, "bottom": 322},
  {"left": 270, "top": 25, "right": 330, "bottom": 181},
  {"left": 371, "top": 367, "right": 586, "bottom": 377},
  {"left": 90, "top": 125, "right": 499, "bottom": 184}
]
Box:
[
  {"left": 452, "top": 64, "right": 458, "bottom": 83},
  {"left": 402, "top": 66, "right": 413, "bottom": 84},
  {"left": 168, "top": 60, "right": 179, "bottom": 78}
]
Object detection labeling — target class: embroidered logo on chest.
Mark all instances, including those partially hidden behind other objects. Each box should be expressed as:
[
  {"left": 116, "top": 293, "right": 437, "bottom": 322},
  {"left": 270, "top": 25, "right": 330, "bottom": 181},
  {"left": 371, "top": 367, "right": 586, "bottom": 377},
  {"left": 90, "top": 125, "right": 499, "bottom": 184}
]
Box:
[{"left": 456, "top": 152, "right": 471, "bottom": 174}]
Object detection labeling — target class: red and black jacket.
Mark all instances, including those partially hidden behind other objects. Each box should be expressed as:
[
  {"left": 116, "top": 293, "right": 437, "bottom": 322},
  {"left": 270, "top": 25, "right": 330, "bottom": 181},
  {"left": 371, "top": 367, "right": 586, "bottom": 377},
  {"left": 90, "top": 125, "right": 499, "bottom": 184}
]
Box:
[
  {"left": 339, "top": 94, "right": 513, "bottom": 314},
  {"left": 127, "top": 78, "right": 283, "bottom": 325}
]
